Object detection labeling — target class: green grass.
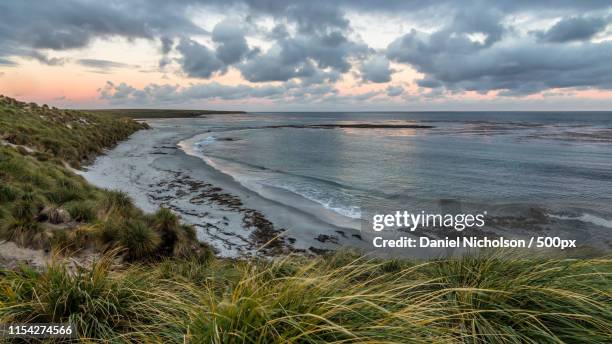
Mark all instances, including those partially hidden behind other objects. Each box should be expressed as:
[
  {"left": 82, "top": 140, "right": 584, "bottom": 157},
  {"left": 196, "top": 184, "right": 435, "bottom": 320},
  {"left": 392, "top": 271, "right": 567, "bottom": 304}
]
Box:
[{"left": 0, "top": 251, "right": 609, "bottom": 343}]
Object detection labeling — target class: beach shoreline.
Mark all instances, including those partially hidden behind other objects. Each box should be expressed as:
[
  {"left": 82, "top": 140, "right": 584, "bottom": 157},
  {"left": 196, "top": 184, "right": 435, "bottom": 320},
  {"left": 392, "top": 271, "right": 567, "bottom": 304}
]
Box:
[{"left": 79, "top": 118, "right": 367, "bottom": 257}]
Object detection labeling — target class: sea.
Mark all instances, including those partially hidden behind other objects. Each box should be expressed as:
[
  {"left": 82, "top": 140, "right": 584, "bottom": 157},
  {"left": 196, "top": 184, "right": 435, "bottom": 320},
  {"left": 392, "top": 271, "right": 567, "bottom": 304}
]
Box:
[{"left": 179, "top": 111, "right": 612, "bottom": 235}]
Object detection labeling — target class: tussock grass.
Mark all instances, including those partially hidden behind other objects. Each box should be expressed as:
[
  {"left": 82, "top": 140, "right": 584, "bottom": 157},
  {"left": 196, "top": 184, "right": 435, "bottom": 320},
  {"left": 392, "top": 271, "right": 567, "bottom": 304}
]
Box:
[
  {"left": 65, "top": 201, "right": 97, "bottom": 222},
  {"left": 100, "top": 190, "right": 135, "bottom": 217},
  {"left": 120, "top": 220, "right": 161, "bottom": 261},
  {"left": 0, "top": 251, "right": 609, "bottom": 343}
]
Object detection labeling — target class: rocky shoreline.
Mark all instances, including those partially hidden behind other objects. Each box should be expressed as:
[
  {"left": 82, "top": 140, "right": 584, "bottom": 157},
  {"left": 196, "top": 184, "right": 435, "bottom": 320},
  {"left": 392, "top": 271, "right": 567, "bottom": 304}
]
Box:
[{"left": 149, "top": 170, "right": 292, "bottom": 255}]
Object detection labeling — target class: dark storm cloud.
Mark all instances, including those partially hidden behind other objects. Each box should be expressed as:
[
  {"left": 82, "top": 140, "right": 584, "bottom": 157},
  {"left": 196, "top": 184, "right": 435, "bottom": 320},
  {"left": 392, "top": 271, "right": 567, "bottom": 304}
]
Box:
[
  {"left": 0, "top": 1, "right": 203, "bottom": 49},
  {"left": 536, "top": 16, "right": 609, "bottom": 42},
  {"left": 388, "top": 29, "right": 612, "bottom": 95},
  {"left": 0, "top": 0, "right": 204, "bottom": 67}
]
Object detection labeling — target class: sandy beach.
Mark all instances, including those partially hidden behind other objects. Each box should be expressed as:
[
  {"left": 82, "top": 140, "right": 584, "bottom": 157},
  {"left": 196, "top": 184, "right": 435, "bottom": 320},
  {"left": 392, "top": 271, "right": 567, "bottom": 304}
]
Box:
[{"left": 78, "top": 117, "right": 367, "bottom": 257}]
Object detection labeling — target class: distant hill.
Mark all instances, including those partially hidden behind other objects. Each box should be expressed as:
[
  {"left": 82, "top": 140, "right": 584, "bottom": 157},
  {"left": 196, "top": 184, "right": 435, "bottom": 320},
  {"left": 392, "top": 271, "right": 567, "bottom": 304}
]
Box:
[{"left": 85, "top": 108, "right": 246, "bottom": 118}]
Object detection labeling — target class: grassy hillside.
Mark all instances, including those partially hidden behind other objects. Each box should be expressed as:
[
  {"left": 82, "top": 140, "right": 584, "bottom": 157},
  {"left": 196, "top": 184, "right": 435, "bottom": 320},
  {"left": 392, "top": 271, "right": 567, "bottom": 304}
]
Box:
[
  {"left": 85, "top": 108, "right": 246, "bottom": 119},
  {"left": 0, "top": 95, "right": 148, "bottom": 166},
  {"left": 0, "top": 95, "right": 211, "bottom": 261},
  {"left": 0, "top": 96, "right": 610, "bottom": 343}
]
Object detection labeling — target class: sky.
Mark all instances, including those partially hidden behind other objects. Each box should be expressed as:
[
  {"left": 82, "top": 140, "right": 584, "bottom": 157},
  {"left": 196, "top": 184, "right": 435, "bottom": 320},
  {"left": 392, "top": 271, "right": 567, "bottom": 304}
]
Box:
[{"left": 0, "top": 0, "right": 611, "bottom": 111}]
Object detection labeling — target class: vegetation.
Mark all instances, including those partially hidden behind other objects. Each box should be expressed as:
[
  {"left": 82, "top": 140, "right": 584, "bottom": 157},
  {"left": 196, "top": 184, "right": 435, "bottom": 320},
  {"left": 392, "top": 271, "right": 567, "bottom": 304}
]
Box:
[
  {"left": 85, "top": 108, "right": 246, "bottom": 119},
  {"left": 0, "top": 95, "right": 210, "bottom": 260},
  {"left": 0, "top": 96, "right": 610, "bottom": 342},
  {"left": 0, "top": 251, "right": 610, "bottom": 343},
  {"left": 0, "top": 95, "right": 147, "bottom": 166}
]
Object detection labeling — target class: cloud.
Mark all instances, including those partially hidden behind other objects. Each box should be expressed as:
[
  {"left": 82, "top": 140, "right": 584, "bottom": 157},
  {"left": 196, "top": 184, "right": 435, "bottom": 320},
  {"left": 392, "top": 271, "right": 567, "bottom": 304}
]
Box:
[
  {"left": 0, "top": 58, "right": 16, "bottom": 66},
  {"left": 212, "top": 19, "right": 251, "bottom": 64},
  {"left": 239, "top": 27, "right": 368, "bottom": 83},
  {"left": 77, "top": 59, "right": 135, "bottom": 70},
  {"left": 535, "top": 16, "right": 609, "bottom": 42},
  {"left": 0, "top": 1, "right": 203, "bottom": 50},
  {"left": 387, "top": 20, "right": 612, "bottom": 96},
  {"left": 159, "top": 36, "right": 174, "bottom": 68},
  {"left": 176, "top": 38, "right": 226, "bottom": 79},
  {"left": 0, "top": 0, "right": 205, "bottom": 69},
  {"left": 27, "top": 51, "right": 67, "bottom": 65},
  {"left": 386, "top": 85, "right": 404, "bottom": 97},
  {"left": 100, "top": 80, "right": 287, "bottom": 104},
  {"left": 97, "top": 79, "right": 347, "bottom": 105},
  {"left": 360, "top": 55, "right": 394, "bottom": 83}
]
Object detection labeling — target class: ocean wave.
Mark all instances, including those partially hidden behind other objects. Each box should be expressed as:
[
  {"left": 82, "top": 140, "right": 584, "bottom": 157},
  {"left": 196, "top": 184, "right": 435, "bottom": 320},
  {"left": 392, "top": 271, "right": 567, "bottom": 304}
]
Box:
[
  {"left": 549, "top": 212, "right": 612, "bottom": 229},
  {"left": 269, "top": 181, "right": 362, "bottom": 219},
  {"left": 186, "top": 136, "right": 363, "bottom": 220},
  {"left": 195, "top": 136, "right": 217, "bottom": 148}
]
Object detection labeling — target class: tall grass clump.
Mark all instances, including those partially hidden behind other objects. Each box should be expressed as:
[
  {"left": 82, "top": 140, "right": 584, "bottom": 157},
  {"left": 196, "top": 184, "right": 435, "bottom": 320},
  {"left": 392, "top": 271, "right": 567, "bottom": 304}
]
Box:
[
  {"left": 0, "top": 184, "right": 18, "bottom": 202},
  {"left": 65, "top": 201, "right": 97, "bottom": 222},
  {"left": 100, "top": 190, "right": 135, "bottom": 217},
  {"left": 0, "top": 255, "right": 154, "bottom": 340},
  {"left": 120, "top": 220, "right": 161, "bottom": 261},
  {"left": 95, "top": 218, "right": 123, "bottom": 249},
  {"left": 152, "top": 207, "right": 182, "bottom": 255},
  {"left": 1, "top": 196, "right": 47, "bottom": 248}
]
